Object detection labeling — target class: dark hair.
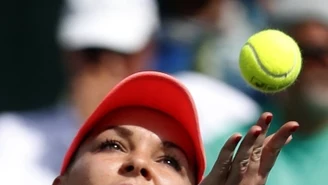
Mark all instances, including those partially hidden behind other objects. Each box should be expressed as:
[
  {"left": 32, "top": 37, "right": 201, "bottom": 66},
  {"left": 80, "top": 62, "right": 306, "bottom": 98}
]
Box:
[
  {"left": 157, "top": 0, "right": 212, "bottom": 18},
  {"left": 78, "top": 48, "right": 128, "bottom": 64}
]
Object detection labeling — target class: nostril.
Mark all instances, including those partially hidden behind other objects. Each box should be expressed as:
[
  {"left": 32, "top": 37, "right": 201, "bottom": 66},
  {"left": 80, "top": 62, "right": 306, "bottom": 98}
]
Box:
[
  {"left": 126, "top": 165, "right": 134, "bottom": 172},
  {"left": 140, "top": 168, "right": 148, "bottom": 177}
]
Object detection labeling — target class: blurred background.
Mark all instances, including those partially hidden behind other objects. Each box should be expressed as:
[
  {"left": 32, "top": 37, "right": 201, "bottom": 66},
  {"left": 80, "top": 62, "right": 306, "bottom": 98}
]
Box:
[
  {"left": 3, "top": 0, "right": 328, "bottom": 185},
  {"left": 0, "top": 0, "right": 65, "bottom": 111},
  {"left": 0, "top": 0, "right": 269, "bottom": 112}
]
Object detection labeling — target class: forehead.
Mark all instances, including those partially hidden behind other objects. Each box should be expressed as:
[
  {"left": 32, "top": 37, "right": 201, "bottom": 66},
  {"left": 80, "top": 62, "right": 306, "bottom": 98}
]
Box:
[{"left": 95, "top": 107, "right": 185, "bottom": 134}]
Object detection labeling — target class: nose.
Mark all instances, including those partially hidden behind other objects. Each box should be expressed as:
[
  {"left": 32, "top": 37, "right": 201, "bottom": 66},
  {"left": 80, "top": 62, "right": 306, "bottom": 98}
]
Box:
[{"left": 120, "top": 156, "right": 152, "bottom": 180}]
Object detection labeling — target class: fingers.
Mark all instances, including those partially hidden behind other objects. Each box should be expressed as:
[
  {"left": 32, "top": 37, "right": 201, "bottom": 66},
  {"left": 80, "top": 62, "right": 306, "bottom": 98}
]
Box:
[
  {"left": 285, "top": 135, "right": 293, "bottom": 145},
  {"left": 225, "top": 125, "right": 262, "bottom": 185},
  {"left": 207, "top": 133, "right": 242, "bottom": 185},
  {"left": 259, "top": 121, "right": 299, "bottom": 177},
  {"left": 247, "top": 113, "right": 273, "bottom": 174},
  {"left": 263, "top": 134, "right": 293, "bottom": 146}
]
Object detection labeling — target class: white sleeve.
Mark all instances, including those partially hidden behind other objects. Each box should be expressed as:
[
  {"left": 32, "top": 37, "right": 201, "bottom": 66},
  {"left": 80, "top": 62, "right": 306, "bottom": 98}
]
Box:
[
  {"left": 174, "top": 71, "right": 260, "bottom": 142},
  {"left": 0, "top": 113, "right": 55, "bottom": 185}
]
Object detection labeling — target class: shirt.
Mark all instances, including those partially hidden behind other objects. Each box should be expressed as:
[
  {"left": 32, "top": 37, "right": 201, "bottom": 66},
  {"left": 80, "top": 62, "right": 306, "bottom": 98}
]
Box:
[{"left": 0, "top": 102, "right": 79, "bottom": 185}]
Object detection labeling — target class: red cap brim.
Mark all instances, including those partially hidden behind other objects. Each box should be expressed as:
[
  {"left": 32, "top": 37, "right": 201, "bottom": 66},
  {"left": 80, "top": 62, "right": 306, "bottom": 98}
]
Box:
[{"left": 60, "top": 71, "right": 205, "bottom": 183}]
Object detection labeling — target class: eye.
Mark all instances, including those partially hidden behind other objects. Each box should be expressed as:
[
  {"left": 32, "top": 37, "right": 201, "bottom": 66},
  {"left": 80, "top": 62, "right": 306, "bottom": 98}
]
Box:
[
  {"left": 99, "top": 139, "right": 124, "bottom": 152},
  {"left": 160, "top": 155, "right": 181, "bottom": 171}
]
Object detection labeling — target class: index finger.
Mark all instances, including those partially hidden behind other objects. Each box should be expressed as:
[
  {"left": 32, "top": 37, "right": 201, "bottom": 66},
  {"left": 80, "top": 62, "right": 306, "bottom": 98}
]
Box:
[
  {"left": 248, "top": 112, "right": 272, "bottom": 165},
  {"left": 259, "top": 121, "right": 299, "bottom": 176}
]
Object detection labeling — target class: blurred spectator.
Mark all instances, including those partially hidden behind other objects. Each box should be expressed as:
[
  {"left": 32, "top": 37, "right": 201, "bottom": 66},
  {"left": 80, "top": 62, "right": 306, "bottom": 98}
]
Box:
[
  {"left": 154, "top": 0, "right": 222, "bottom": 73},
  {"left": 194, "top": 0, "right": 271, "bottom": 102},
  {"left": 205, "top": 0, "right": 328, "bottom": 184},
  {"left": 175, "top": 71, "right": 260, "bottom": 143},
  {"left": 157, "top": 0, "right": 213, "bottom": 18},
  {"left": 0, "top": 0, "right": 158, "bottom": 184},
  {"left": 153, "top": 0, "right": 262, "bottom": 142},
  {"left": 154, "top": 0, "right": 261, "bottom": 141},
  {"left": 0, "top": 1, "right": 262, "bottom": 185},
  {"left": 57, "top": 0, "right": 158, "bottom": 119},
  {"left": 239, "top": 0, "right": 269, "bottom": 28},
  {"left": 155, "top": 0, "right": 268, "bottom": 103}
]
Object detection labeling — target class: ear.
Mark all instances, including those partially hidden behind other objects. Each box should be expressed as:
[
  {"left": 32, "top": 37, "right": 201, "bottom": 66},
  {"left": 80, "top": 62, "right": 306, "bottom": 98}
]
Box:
[{"left": 52, "top": 176, "right": 66, "bottom": 185}]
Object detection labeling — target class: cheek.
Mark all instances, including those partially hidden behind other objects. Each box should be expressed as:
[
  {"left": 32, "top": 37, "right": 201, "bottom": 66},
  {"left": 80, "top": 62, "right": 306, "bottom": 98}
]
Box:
[
  {"left": 300, "top": 63, "right": 328, "bottom": 85},
  {"left": 156, "top": 174, "right": 192, "bottom": 185},
  {"left": 67, "top": 153, "right": 122, "bottom": 185},
  {"left": 294, "top": 66, "right": 328, "bottom": 105},
  {"left": 153, "top": 166, "right": 194, "bottom": 185}
]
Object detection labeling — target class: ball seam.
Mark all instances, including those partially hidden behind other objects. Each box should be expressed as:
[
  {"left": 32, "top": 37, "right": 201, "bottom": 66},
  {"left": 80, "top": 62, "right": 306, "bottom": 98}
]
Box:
[{"left": 245, "top": 42, "right": 296, "bottom": 78}]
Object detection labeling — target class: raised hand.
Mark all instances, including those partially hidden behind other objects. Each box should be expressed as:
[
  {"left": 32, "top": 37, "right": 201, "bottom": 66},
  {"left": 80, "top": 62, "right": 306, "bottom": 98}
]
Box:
[{"left": 200, "top": 112, "right": 299, "bottom": 185}]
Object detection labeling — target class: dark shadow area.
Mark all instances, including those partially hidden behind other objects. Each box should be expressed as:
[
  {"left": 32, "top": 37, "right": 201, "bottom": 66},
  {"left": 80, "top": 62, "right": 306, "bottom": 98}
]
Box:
[{"left": 0, "top": 0, "right": 65, "bottom": 112}]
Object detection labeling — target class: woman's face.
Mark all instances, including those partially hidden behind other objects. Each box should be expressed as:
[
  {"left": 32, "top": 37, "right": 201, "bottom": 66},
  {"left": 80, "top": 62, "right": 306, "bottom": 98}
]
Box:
[
  {"left": 286, "top": 22, "right": 328, "bottom": 113},
  {"left": 54, "top": 107, "right": 196, "bottom": 185}
]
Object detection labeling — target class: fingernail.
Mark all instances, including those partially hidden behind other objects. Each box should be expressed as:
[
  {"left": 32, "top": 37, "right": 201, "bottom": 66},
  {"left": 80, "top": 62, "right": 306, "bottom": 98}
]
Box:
[
  {"left": 235, "top": 135, "right": 242, "bottom": 143},
  {"left": 254, "top": 129, "right": 261, "bottom": 137},
  {"left": 265, "top": 115, "right": 273, "bottom": 125},
  {"left": 290, "top": 125, "right": 299, "bottom": 132}
]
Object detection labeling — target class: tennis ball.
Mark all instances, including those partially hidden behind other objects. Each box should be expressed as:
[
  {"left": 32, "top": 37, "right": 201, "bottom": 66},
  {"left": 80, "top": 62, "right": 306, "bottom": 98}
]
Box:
[{"left": 239, "top": 29, "right": 302, "bottom": 93}]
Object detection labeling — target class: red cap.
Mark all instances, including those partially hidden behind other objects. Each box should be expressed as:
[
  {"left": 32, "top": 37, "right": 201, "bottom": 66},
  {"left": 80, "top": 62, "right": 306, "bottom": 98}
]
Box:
[{"left": 60, "top": 71, "right": 205, "bottom": 183}]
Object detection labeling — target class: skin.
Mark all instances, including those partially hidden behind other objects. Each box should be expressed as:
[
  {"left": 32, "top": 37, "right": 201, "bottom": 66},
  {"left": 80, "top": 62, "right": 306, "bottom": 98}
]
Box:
[
  {"left": 201, "top": 112, "right": 298, "bottom": 185},
  {"left": 54, "top": 107, "right": 196, "bottom": 185},
  {"left": 63, "top": 41, "right": 155, "bottom": 120},
  {"left": 54, "top": 107, "right": 299, "bottom": 185},
  {"left": 276, "top": 21, "right": 328, "bottom": 135}
]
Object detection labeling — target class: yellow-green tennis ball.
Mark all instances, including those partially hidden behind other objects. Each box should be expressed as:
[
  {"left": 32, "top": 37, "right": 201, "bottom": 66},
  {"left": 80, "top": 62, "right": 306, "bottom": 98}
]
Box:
[{"left": 239, "top": 29, "right": 302, "bottom": 93}]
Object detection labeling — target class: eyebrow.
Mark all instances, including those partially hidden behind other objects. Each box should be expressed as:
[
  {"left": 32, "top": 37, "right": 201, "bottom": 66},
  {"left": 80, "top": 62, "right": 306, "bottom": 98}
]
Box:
[
  {"left": 161, "top": 141, "right": 185, "bottom": 154},
  {"left": 108, "top": 126, "right": 185, "bottom": 154},
  {"left": 110, "top": 126, "right": 134, "bottom": 137}
]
